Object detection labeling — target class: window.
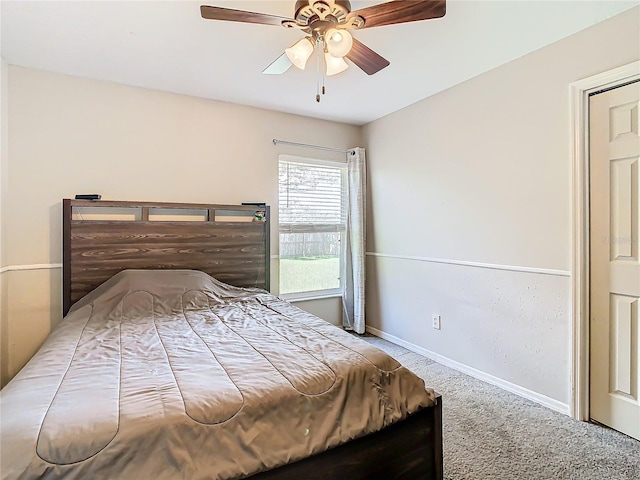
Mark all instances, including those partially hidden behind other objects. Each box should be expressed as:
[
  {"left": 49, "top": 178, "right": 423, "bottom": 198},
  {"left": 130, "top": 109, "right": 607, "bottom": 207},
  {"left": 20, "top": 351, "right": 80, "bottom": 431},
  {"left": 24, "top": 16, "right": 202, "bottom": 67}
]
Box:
[{"left": 278, "top": 155, "right": 347, "bottom": 298}]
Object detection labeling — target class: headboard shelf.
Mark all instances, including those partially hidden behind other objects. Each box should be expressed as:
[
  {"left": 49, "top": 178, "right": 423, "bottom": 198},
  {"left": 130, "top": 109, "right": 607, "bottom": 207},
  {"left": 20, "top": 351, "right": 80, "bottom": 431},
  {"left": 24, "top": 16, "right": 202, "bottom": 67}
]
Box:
[
  {"left": 63, "top": 199, "right": 270, "bottom": 315},
  {"left": 68, "top": 199, "right": 265, "bottom": 223}
]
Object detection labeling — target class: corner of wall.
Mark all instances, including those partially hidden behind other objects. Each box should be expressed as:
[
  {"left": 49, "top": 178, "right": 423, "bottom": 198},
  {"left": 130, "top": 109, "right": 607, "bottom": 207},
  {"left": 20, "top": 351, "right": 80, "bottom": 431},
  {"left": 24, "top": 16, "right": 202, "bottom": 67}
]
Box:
[
  {"left": 1, "top": 57, "right": 8, "bottom": 266},
  {"left": 1, "top": 55, "right": 9, "bottom": 387}
]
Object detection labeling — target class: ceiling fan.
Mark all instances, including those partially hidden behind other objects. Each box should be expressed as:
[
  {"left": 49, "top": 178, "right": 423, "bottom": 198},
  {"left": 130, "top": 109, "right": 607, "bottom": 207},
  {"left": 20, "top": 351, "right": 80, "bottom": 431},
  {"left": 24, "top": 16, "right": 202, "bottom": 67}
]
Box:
[{"left": 201, "top": 1, "right": 446, "bottom": 100}]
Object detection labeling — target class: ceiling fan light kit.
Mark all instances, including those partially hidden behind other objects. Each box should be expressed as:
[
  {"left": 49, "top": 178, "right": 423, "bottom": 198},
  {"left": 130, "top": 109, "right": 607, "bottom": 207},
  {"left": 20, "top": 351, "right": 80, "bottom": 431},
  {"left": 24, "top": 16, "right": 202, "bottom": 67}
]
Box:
[{"left": 201, "top": 0, "right": 446, "bottom": 101}]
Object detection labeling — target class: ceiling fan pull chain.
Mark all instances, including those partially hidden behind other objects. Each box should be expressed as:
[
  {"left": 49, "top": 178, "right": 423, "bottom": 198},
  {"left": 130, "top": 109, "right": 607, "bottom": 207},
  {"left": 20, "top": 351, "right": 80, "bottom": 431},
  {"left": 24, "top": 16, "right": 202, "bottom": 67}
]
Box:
[
  {"left": 320, "top": 38, "right": 326, "bottom": 98},
  {"left": 322, "top": 55, "right": 326, "bottom": 95},
  {"left": 316, "top": 38, "right": 322, "bottom": 102}
]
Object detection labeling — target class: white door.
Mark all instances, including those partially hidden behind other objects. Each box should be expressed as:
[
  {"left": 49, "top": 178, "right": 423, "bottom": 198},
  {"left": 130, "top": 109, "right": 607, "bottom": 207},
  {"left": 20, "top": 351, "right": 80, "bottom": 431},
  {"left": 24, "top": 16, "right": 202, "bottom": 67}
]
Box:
[{"left": 589, "top": 80, "right": 640, "bottom": 440}]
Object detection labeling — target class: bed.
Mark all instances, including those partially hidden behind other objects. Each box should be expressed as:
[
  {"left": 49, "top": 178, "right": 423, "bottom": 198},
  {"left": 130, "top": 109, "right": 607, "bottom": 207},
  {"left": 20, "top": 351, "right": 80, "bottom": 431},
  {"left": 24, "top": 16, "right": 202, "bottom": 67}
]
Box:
[{"left": 0, "top": 199, "right": 443, "bottom": 480}]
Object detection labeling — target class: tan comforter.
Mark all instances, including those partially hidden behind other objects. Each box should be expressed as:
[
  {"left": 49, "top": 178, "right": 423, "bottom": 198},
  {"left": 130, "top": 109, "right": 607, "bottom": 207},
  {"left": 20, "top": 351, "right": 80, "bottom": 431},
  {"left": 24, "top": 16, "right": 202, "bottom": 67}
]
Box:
[{"left": 1, "top": 270, "right": 434, "bottom": 479}]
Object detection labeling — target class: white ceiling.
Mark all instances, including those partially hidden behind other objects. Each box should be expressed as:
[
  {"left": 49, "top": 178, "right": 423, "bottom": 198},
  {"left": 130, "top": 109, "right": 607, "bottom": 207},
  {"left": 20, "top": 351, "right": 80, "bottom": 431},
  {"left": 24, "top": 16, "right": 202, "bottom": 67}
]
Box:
[{"left": 1, "top": 0, "right": 637, "bottom": 125}]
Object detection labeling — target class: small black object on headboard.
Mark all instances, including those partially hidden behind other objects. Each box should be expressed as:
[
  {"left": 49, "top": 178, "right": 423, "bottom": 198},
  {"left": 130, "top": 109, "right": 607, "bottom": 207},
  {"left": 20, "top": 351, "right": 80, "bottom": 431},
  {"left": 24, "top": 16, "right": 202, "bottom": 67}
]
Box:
[{"left": 74, "top": 194, "right": 101, "bottom": 200}]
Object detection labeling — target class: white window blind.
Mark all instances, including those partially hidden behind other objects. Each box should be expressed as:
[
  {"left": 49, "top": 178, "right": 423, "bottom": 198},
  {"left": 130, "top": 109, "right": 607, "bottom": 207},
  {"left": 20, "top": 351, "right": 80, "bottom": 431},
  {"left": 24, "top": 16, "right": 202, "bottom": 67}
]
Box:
[{"left": 279, "top": 160, "right": 347, "bottom": 232}]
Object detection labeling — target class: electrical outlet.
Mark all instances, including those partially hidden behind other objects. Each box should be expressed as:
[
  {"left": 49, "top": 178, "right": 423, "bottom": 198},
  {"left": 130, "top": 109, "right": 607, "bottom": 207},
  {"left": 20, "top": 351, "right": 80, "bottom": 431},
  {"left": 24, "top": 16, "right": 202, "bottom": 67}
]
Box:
[{"left": 432, "top": 314, "right": 441, "bottom": 330}]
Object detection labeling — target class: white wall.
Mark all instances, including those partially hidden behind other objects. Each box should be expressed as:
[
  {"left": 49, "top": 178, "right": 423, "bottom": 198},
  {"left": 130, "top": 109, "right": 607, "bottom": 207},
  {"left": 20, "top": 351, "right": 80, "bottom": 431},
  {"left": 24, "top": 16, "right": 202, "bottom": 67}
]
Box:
[
  {"left": 0, "top": 66, "right": 360, "bottom": 385},
  {"left": 362, "top": 7, "right": 640, "bottom": 409}
]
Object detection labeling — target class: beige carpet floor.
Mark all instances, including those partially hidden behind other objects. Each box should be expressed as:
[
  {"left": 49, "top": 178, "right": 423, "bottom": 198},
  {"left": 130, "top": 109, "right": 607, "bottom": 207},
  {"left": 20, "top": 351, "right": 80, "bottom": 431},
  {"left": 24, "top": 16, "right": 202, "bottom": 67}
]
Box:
[{"left": 361, "top": 334, "right": 640, "bottom": 480}]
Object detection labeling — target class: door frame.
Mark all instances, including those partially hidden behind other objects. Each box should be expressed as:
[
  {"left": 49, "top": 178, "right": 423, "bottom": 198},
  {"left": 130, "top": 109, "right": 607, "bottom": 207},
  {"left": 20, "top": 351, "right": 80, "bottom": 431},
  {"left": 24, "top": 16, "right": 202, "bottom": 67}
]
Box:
[{"left": 570, "top": 60, "right": 640, "bottom": 421}]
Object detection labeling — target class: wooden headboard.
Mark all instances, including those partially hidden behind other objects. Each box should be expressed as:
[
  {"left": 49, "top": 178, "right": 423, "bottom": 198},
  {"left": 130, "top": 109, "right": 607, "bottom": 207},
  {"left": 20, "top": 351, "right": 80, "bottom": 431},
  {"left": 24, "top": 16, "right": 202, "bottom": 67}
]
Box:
[{"left": 63, "top": 199, "right": 270, "bottom": 315}]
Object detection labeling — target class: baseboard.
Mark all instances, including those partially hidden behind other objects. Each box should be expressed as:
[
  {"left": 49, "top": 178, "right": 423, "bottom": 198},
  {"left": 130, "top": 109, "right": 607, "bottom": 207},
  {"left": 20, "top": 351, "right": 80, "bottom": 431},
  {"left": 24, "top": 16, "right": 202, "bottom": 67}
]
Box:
[{"left": 366, "top": 325, "right": 571, "bottom": 416}]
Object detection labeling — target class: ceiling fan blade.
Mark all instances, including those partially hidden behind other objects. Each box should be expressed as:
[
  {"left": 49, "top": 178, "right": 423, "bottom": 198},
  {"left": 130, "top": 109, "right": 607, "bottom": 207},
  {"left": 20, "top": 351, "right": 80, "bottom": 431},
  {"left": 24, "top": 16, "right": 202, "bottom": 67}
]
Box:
[
  {"left": 348, "top": 0, "right": 446, "bottom": 29},
  {"left": 346, "top": 38, "right": 390, "bottom": 75},
  {"left": 200, "top": 5, "right": 293, "bottom": 27},
  {"left": 263, "top": 53, "right": 293, "bottom": 75}
]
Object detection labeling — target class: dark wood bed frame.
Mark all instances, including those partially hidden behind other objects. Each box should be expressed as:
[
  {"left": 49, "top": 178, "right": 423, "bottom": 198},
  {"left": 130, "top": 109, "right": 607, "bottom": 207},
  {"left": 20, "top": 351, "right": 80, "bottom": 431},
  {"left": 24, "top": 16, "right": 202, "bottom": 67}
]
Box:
[{"left": 62, "top": 198, "right": 443, "bottom": 480}]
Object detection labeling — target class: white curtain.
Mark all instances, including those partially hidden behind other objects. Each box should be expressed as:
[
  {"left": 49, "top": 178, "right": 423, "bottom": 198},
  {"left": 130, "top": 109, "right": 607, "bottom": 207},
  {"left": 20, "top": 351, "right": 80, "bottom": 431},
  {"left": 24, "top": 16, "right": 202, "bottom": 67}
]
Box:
[{"left": 342, "top": 147, "right": 366, "bottom": 334}]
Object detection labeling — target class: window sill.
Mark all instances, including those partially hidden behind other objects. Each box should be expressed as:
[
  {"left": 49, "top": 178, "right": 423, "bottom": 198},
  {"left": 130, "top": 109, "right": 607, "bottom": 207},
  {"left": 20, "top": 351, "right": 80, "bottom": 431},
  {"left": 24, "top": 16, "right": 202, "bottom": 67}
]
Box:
[{"left": 283, "top": 292, "right": 343, "bottom": 303}]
